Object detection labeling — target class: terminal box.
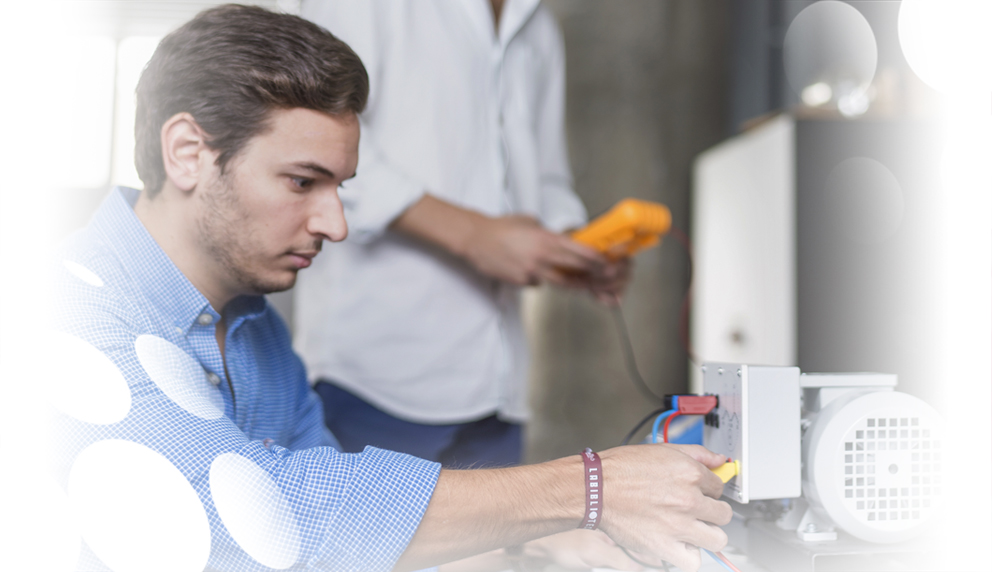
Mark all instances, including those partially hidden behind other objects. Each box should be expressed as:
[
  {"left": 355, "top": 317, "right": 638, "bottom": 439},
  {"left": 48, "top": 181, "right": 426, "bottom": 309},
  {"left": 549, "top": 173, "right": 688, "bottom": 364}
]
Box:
[{"left": 702, "top": 363, "right": 802, "bottom": 503}]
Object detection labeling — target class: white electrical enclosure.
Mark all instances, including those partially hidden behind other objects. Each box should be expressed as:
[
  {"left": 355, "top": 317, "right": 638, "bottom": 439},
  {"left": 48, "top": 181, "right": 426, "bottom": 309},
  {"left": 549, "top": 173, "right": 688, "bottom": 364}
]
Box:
[{"left": 702, "top": 363, "right": 802, "bottom": 503}]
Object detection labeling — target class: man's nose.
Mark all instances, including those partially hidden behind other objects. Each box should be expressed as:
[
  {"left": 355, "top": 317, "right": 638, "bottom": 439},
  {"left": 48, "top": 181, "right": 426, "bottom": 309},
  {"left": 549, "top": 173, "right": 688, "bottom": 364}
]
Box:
[{"left": 309, "top": 188, "right": 348, "bottom": 242}]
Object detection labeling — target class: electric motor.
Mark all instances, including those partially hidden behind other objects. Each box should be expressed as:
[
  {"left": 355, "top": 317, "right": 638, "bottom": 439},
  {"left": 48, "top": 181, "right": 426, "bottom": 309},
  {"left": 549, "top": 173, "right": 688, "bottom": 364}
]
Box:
[{"left": 802, "top": 388, "right": 944, "bottom": 543}]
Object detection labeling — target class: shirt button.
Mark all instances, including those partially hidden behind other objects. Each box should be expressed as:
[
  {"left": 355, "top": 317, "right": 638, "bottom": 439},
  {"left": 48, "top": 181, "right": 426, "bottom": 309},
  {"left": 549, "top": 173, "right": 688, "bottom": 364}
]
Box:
[
  {"left": 207, "top": 373, "right": 221, "bottom": 386},
  {"left": 197, "top": 313, "right": 214, "bottom": 326}
]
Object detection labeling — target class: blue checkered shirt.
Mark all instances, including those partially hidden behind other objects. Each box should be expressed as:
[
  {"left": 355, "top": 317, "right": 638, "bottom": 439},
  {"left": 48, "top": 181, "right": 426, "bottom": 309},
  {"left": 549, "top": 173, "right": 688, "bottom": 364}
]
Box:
[{"left": 48, "top": 187, "right": 440, "bottom": 571}]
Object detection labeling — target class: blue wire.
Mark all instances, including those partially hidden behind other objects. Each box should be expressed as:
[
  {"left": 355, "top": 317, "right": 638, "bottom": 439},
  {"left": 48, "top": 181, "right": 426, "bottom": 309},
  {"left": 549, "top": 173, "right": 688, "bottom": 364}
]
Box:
[
  {"left": 703, "top": 549, "right": 734, "bottom": 572},
  {"left": 650, "top": 410, "right": 675, "bottom": 443}
]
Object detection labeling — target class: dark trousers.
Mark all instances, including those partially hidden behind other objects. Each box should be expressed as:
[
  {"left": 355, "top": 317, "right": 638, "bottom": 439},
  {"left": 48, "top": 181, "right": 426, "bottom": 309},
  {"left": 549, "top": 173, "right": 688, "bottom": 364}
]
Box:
[{"left": 314, "top": 380, "right": 522, "bottom": 468}]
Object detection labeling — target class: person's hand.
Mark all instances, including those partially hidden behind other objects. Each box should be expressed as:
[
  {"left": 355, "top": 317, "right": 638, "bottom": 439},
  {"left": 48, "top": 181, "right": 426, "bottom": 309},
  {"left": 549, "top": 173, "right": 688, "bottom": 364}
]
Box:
[
  {"left": 579, "top": 256, "right": 633, "bottom": 306},
  {"left": 462, "top": 215, "right": 607, "bottom": 286},
  {"left": 523, "top": 529, "right": 644, "bottom": 570},
  {"left": 598, "top": 443, "right": 733, "bottom": 572}
]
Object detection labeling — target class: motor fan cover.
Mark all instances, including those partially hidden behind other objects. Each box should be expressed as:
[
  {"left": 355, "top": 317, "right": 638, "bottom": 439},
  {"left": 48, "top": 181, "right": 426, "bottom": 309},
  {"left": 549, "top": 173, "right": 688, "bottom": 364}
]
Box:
[{"left": 803, "top": 390, "right": 943, "bottom": 543}]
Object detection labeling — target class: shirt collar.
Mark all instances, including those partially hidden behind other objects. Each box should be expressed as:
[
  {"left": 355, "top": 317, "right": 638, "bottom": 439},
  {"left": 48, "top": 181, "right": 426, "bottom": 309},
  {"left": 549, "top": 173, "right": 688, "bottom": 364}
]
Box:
[
  {"left": 89, "top": 187, "right": 267, "bottom": 335},
  {"left": 460, "top": 0, "right": 541, "bottom": 49},
  {"left": 498, "top": 0, "right": 541, "bottom": 48}
]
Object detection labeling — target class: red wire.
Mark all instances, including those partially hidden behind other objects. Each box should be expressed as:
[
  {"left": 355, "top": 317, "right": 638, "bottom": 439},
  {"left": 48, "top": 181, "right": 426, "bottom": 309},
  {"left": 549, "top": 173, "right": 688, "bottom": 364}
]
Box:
[
  {"left": 716, "top": 551, "right": 743, "bottom": 572},
  {"left": 662, "top": 412, "right": 681, "bottom": 443}
]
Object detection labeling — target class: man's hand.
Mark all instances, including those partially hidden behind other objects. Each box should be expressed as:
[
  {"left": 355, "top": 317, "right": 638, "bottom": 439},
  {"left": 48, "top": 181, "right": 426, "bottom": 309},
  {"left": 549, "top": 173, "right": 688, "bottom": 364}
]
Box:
[
  {"left": 583, "top": 256, "right": 633, "bottom": 306},
  {"left": 524, "top": 529, "right": 644, "bottom": 570},
  {"left": 462, "top": 215, "right": 606, "bottom": 286},
  {"left": 599, "top": 444, "right": 733, "bottom": 571},
  {"left": 391, "top": 195, "right": 634, "bottom": 299}
]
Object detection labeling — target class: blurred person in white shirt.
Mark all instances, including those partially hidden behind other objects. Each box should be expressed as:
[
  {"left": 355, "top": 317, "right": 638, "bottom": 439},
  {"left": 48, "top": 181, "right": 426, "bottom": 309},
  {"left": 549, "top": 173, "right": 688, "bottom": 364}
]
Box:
[{"left": 295, "top": 0, "right": 630, "bottom": 467}]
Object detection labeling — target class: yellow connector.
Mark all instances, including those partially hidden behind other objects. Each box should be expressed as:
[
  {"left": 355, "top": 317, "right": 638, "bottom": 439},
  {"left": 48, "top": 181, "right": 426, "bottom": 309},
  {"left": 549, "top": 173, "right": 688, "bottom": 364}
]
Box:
[
  {"left": 571, "top": 198, "right": 672, "bottom": 258},
  {"left": 711, "top": 460, "right": 739, "bottom": 484}
]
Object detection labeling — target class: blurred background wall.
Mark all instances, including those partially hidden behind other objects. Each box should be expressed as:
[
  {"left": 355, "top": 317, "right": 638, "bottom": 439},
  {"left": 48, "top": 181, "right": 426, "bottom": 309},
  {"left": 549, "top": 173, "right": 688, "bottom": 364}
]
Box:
[{"left": 524, "top": 1, "right": 731, "bottom": 462}]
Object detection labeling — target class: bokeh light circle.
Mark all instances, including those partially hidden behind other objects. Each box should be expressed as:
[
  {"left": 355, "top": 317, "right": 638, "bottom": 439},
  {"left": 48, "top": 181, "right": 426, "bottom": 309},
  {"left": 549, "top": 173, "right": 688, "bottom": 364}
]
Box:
[
  {"left": 63, "top": 260, "right": 104, "bottom": 287},
  {"left": 135, "top": 335, "right": 224, "bottom": 420},
  {"left": 68, "top": 440, "right": 211, "bottom": 572},
  {"left": 210, "top": 453, "right": 301, "bottom": 569},
  {"left": 898, "top": 0, "right": 992, "bottom": 95},
  {"left": 826, "top": 157, "right": 905, "bottom": 244},
  {"left": 784, "top": 1, "right": 877, "bottom": 114}
]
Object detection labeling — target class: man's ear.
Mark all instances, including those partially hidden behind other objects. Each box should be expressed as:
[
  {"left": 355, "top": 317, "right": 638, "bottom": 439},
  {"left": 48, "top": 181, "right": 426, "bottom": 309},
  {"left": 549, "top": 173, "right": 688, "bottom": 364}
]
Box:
[{"left": 160, "top": 112, "right": 211, "bottom": 193}]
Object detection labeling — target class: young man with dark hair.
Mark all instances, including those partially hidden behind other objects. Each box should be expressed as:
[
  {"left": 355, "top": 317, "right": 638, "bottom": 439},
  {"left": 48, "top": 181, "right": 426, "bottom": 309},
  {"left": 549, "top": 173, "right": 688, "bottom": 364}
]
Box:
[{"left": 48, "top": 5, "right": 731, "bottom": 571}]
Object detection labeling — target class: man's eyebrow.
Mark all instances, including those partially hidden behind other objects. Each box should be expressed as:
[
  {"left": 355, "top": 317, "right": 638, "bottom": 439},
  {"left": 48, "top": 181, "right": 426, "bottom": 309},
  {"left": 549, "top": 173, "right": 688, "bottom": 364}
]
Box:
[{"left": 291, "top": 162, "right": 336, "bottom": 179}]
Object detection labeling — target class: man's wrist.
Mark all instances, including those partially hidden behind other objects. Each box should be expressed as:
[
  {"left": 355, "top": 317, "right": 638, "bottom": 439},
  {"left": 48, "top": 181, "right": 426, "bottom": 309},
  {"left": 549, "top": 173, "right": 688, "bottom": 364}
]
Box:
[
  {"left": 451, "top": 210, "right": 490, "bottom": 262},
  {"left": 579, "top": 448, "right": 603, "bottom": 529},
  {"left": 541, "top": 454, "right": 588, "bottom": 527}
]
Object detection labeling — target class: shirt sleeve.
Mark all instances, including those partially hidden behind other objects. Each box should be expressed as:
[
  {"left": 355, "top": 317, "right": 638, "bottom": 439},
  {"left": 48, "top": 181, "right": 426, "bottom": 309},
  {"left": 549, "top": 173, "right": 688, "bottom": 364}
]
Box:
[
  {"left": 278, "top": 314, "right": 342, "bottom": 451},
  {"left": 533, "top": 7, "right": 588, "bottom": 233},
  {"left": 48, "top": 280, "right": 439, "bottom": 572},
  {"left": 302, "top": 0, "right": 428, "bottom": 243}
]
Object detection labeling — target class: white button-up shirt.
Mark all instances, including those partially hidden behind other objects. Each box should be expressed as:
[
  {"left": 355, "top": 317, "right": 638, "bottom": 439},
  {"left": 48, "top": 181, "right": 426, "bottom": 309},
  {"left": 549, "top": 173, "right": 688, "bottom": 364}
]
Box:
[{"left": 295, "top": 0, "right": 587, "bottom": 423}]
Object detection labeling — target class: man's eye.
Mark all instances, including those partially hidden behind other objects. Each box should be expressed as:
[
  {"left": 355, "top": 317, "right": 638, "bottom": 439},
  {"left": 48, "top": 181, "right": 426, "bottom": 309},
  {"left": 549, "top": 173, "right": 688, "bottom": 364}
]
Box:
[{"left": 290, "top": 177, "right": 314, "bottom": 189}]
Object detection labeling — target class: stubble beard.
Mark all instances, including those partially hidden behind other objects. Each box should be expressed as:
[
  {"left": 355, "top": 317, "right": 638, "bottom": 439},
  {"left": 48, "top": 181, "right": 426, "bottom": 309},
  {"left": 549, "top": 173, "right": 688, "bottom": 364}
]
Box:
[{"left": 196, "top": 170, "right": 297, "bottom": 297}]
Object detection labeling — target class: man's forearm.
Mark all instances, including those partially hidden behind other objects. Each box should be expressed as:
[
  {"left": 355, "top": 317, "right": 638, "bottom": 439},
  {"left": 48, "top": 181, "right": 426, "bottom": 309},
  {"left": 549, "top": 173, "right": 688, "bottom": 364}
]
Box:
[
  {"left": 394, "top": 455, "right": 585, "bottom": 571},
  {"left": 390, "top": 194, "right": 606, "bottom": 287},
  {"left": 390, "top": 194, "right": 485, "bottom": 258}
]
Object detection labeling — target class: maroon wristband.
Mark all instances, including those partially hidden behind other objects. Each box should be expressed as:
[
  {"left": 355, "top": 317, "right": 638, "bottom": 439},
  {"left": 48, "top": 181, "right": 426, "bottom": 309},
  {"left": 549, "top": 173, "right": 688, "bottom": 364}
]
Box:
[{"left": 580, "top": 447, "right": 603, "bottom": 530}]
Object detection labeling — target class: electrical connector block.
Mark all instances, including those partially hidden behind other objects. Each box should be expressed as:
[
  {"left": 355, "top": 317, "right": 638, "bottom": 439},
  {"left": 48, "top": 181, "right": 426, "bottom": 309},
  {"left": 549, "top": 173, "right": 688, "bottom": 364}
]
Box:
[{"left": 664, "top": 394, "right": 719, "bottom": 415}]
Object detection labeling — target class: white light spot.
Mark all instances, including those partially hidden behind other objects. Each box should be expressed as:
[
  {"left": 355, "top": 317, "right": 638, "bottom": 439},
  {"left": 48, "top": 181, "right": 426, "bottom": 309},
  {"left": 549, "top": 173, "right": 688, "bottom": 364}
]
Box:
[
  {"left": 68, "top": 440, "right": 211, "bottom": 572},
  {"left": 43, "top": 331, "right": 131, "bottom": 424},
  {"left": 0, "top": 472, "right": 80, "bottom": 572},
  {"left": 784, "top": 1, "right": 877, "bottom": 112},
  {"left": 135, "top": 335, "right": 224, "bottom": 420},
  {"left": 210, "top": 453, "right": 300, "bottom": 569},
  {"left": 899, "top": 0, "right": 992, "bottom": 95},
  {"left": 826, "top": 157, "right": 905, "bottom": 244},
  {"left": 802, "top": 82, "right": 834, "bottom": 107},
  {"left": 63, "top": 260, "right": 104, "bottom": 287},
  {"left": 837, "top": 88, "right": 871, "bottom": 118}
]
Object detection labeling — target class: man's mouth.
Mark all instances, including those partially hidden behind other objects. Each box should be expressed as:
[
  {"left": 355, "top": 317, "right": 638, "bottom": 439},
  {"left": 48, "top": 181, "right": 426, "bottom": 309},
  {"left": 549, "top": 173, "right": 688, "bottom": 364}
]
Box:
[{"left": 287, "top": 251, "right": 318, "bottom": 269}]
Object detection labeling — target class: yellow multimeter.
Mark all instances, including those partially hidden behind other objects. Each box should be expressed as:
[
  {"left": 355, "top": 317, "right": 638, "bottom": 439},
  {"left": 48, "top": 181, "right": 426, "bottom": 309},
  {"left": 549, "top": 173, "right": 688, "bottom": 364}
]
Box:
[{"left": 571, "top": 198, "right": 672, "bottom": 258}]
